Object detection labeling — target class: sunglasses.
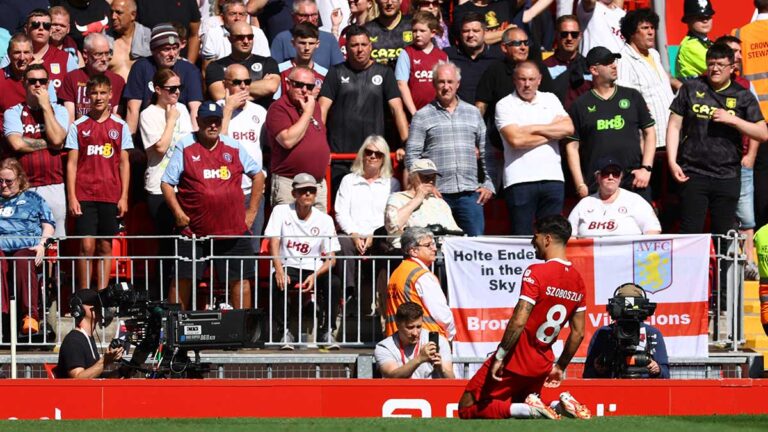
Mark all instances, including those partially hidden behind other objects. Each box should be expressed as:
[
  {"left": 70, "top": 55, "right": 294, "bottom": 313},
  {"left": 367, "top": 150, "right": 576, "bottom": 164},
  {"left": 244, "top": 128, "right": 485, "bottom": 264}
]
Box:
[
  {"left": 559, "top": 31, "right": 580, "bottom": 39},
  {"left": 290, "top": 79, "right": 316, "bottom": 91},
  {"left": 233, "top": 34, "right": 254, "bottom": 41},
  {"left": 296, "top": 187, "right": 317, "bottom": 195},
  {"left": 161, "top": 85, "right": 183, "bottom": 93},
  {"left": 600, "top": 169, "right": 622, "bottom": 178},
  {"left": 27, "top": 78, "right": 49, "bottom": 85},
  {"left": 0, "top": 178, "right": 16, "bottom": 186},
  {"left": 364, "top": 148, "right": 384, "bottom": 158},
  {"left": 504, "top": 39, "right": 530, "bottom": 47},
  {"left": 29, "top": 21, "right": 52, "bottom": 30},
  {"left": 230, "top": 78, "right": 252, "bottom": 86},
  {"left": 419, "top": 0, "right": 440, "bottom": 6}
]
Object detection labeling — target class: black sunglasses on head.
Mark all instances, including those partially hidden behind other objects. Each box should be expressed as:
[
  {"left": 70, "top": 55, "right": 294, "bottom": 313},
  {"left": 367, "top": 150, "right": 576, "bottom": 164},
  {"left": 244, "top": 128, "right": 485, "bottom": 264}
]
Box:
[
  {"left": 504, "top": 39, "right": 530, "bottom": 47},
  {"left": 230, "top": 79, "right": 252, "bottom": 86},
  {"left": 29, "top": 21, "right": 52, "bottom": 30},
  {"left": 290, "top": 79, "right": 316, "bottom": 91},
  {"left": 27, "top": 78, "right": 49, "bottom": 85},
  {"left": 161, "top": 85, "right": 183, "bottom": 93}
]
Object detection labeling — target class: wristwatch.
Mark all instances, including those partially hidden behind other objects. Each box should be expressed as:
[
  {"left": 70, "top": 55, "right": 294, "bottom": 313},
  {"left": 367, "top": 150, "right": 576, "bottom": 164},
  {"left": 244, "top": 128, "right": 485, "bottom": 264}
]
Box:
[{"left": 640, "top": 165, "right": 652, "bottom": 172}]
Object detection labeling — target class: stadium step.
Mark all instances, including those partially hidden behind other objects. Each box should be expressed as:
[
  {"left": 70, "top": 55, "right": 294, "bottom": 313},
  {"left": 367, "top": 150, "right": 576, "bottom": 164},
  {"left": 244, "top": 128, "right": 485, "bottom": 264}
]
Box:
[
  {"left": 745, "top": 281, "right": 759, "bottom": 299},
  {"left": 742, "top": 281, "right": 767, "bottom": 370}
]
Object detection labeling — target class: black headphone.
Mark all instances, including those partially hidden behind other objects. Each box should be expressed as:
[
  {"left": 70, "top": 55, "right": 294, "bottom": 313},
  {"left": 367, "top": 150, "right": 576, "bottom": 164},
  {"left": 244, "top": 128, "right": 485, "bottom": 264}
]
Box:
[
  {"left": 613, "top": 283, "right": 648, "bottom": 299},
  {"left": 70, "top": 293, "right": 85, "bottom": 320}
]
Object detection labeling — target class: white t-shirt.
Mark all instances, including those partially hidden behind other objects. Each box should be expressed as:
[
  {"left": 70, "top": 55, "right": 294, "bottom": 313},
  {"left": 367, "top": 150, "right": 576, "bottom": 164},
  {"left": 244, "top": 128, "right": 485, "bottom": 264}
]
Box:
[
  {"left": 578, "top": 0, "right": 626, "bottom": 54},
  {"left": 335, "top": 173, "right": 401, "bottom": 235},
  {"left": 374, "top": 329, "right": 451, "bottom": 379},
  {"left": 495, "top": 91, "right": 567, "bottom": 188},
  {"left": 200, "top": 23, "right": 270, "bottom": 60},
  {"left": 140, "top": 103, "right": 193, "bottom": 194},
  {"left": 568, "top": 188, "right": 661, "bottom": 237},
  {"left": 221, "top": 101, "right": 267, "bottom": 195},
  {"left": 264, "top": 203, "right": 341, "bottom": 271}
]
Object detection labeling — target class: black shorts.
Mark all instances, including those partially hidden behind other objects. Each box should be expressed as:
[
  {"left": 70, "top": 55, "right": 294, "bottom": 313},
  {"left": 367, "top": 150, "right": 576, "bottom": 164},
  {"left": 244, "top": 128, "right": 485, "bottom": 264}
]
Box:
[
  {"left": 176, "top": 234, "right": 256, "bottom": 281},
  {"left": 74, "top": 201, "right": 119, "bottom": 236}
]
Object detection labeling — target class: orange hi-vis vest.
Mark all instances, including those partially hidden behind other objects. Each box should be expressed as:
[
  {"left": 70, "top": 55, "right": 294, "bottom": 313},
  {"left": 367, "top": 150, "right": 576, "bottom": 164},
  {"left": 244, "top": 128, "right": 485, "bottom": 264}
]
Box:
[
  {"left": 384, "top": 258, "right": 446, "bottom": 338},
  {"left": 735, "top": 20, "right": 768, "bottom": 119}
]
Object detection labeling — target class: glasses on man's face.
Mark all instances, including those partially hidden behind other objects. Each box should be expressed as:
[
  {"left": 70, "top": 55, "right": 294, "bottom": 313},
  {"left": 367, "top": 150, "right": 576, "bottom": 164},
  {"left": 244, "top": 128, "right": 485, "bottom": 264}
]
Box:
[
  {"left": 229, "top": 78, "right": 252, "bottom": 86},
  {"left": 707, "top": 62, "right": 733, "bottom": 71},
  {"left": 0, "top": 178, "right": 17, "bottom": 186},
  {"left": 364, "top": 148, "right": 384, "bottom": 158},
  {"left": 26, "top": 77, "right": 49, "bottom": 86},
  {"left": 290, "top": 79, "right": 316, "bottom": 91},
  {"left": 419, "top": 0, "right": 440, "bottom": 6},
  {"left": 504, "top": 39, "right": 530, "bottom": 47},
  {"left": 296, "top": 12, "right": 319, "bottom": 19},
  {"left": 600, "top": 169, "right": 622, "bottom": 178},
  {"left": 161, "top": 85, "right": 183, "bottom": 93},
  {"left": 296, "top": 187, "right": 317, "bottom": 195},
  {"left": 233, "top": 34, "right": 254, "bottom": 41},
  {"left": 416, "top": 241, "right": 436, "bottom": 249},
  {"left": 559, "top": 31, "right": 580, "bottom": 39},
  {"left": 29, "top": 21, "right": 52, "bottom": 31},
  {"left": 90, "top": 50, "right": 113, "bottom": 59}
]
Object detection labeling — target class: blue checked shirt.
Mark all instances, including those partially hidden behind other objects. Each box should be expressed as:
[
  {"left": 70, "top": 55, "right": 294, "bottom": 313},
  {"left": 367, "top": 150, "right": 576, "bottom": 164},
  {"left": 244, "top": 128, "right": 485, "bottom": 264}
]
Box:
[{"left": 405, "top": 99, "right": 495, "bottom": 194}]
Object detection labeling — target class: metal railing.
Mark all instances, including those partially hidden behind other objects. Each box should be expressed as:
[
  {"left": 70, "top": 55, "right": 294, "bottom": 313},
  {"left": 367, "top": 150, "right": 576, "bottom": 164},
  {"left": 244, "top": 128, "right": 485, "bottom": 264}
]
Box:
[{"left": 0, "top": 232, "right": 748, "bottom": 352}]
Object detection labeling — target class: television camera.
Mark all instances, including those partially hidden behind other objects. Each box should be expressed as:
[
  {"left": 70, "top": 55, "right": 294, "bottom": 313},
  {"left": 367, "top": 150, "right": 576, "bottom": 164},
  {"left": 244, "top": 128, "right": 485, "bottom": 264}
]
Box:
[
  {"left": 97, "top": 282, "right": 266, "bottom": 378},
  {"left": 601, "top": 283, "right": 657, "bottom": 378}
]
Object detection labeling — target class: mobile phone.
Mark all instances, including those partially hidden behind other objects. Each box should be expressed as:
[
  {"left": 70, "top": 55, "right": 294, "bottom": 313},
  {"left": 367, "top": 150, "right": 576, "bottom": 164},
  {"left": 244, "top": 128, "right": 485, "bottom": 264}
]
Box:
[{"left": 428, "top": 331, "right": 440, "bottom": 352}]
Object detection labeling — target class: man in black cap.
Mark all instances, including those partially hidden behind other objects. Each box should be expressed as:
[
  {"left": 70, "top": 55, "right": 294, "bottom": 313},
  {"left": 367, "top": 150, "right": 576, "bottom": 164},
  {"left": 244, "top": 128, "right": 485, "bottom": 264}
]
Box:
[
  {"left": 54, "top": 289, "right": 124, "bottom": 378},
  {"left": 676, "top": 0, "right": 715, "bottom": 79},
  {"left": 124, "top": 23, "right": 204, "bottom": 134},
  {"left": 565, "top": 46, "right": 656, "bottom": 202},
  {"left": 161, "top": 101, "right": 265, "bottom": 311}
]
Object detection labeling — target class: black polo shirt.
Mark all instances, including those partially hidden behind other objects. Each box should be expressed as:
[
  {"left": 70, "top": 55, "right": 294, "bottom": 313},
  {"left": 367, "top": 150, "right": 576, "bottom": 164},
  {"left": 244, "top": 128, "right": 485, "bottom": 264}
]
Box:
[
  {"left": 670, "top": 77, "right": 765, "bottom": 179},
  {"left": 445, "top": 44, "right": 503, "bottom": 104},
  {"left": 320, "top": 61, "right": 400, "bottom": 154},
  {"left": 366, "top": 15, "right": 413, "bottom": 69},
  {"left": 567, "top": 86, "right": 655, "bottom": 191}
]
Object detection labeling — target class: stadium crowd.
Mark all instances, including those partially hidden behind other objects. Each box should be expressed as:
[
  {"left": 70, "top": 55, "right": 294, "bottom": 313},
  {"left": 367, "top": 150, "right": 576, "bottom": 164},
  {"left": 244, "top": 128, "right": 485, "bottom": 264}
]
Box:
[{"left": 1, "top": 0, "right": 768, "bottom": 346}]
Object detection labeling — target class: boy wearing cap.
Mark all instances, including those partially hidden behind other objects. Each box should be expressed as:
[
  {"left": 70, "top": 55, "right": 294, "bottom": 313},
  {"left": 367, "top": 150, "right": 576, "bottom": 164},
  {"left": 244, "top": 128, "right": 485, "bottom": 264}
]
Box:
[
  {"left": 65, "top": 74, "right": 133, "bottom": 291},
  {"left": 124, "top": 23, "right": 203, "bottom": 134},
  {"left": 161, "top": 101, "right": 265, "bottom": 311},
  {"left": 565, "top": 46, "right": 656, "bottom": 202},
  {"left": 264, "top": 172, "right": 341, "bottom": 350},
  {"left": 54, "top": 289, "right": 124, "bottom": 378},
  {"left": 675, "top": 0, "right": 715, "bottom": 79}
]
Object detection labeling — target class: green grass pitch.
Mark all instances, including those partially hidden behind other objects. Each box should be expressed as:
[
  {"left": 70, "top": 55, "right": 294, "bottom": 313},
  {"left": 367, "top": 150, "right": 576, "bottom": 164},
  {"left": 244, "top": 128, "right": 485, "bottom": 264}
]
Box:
[{"left": 1, "top": 415, "right": 767, "bottom": 432}]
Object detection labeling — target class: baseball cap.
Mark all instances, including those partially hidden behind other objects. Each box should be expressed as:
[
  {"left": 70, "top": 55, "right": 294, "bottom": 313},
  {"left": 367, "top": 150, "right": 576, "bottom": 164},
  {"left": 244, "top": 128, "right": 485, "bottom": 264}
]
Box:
[
  {"left": 292, "top": 173, "right": 318, "bottom": 189},
  {"left": 410, "top": 159, "right": 441, "bottom": 176},
  {"left": 74, "top": 289, "right": 102, "bottom": 307},
  {"left": 596, "top": 156, "right": 623, "bottom": 172},
  {"left": 198, "top": 101, "right": 224, "bottom": 119},
  {"left": 586, "top": 46, "right": 621, "bottom": 67},
  {"left": 150, "top": 23, "right": 180, "bottom": 50}
]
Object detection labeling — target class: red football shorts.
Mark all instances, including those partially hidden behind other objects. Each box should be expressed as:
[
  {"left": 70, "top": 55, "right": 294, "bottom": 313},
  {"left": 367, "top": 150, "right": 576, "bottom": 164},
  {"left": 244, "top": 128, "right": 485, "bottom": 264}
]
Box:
[{"left": 464, "top": 357, "right": 548, "bottom": 404}]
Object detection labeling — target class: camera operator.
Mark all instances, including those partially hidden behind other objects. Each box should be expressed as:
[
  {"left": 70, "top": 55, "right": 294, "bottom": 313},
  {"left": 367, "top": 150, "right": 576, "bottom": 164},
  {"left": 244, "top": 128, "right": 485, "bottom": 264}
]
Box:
[
  {"left": 54, "top": 289, "right": 124, "bottom": 378},
  {"left": 374, "top": 302, "right": 455, "bottom": 378},
  {"left": 583, "top": 283, "right": 669, "bottom": 379}
]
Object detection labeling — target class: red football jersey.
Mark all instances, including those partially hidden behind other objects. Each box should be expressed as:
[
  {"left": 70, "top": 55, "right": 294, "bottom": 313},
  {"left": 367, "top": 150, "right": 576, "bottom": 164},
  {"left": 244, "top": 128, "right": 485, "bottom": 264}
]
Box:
[
  {"left": 404, "top": 44, "right": 447, "bottom": 110},
  {"left": 15, "top": 105, "right": 65, "bottom": 186},
  {"left": 0, "top": 69, "right": 26, "bottom": 127},
  {"left": 505, "top": 258, "right": 587, "bottom": 377},
  {"left": 41, "top": 46, "right": 70, "bottom": 90},
  {"left": 59, "top": 69, "right": 126, "bottom": 119},
  {"left": 65, "top": 115, "right": 133, "bottom": 203}
]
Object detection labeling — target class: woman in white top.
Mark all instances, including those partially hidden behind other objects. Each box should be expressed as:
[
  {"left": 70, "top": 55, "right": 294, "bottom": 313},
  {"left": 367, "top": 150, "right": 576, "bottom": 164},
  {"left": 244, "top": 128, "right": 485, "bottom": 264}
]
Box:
[
  {"left": 568, "top": 158, "right": 661, "bottom": 237},
  {"left": 335, "top": 135, "right": 400, "bottom": 290},
  {"left": 140, "top": 69, "right": 193, "bottom": 231}
]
